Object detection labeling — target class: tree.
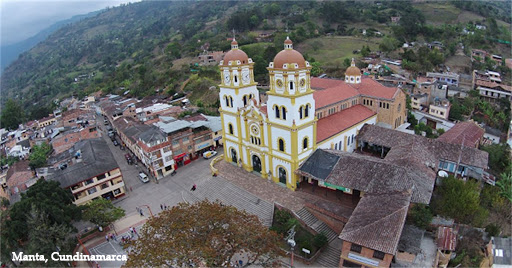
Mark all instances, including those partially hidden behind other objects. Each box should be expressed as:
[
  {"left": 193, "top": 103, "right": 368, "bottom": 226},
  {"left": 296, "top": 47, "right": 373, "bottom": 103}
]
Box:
[
  {"left": 408, "top": 204, "right": 433, "bottom": 229},
  {"left": 481, "top": 144, "right": 511, "bottom": 176},
  {"left": 82, "top": 198, "right": 125, "bottom": 228},
  {"left": 432, "top": 176, "right": 487, "bottom": 226},
  {"left": 1, "top": 180, "right": 80, "bottom": 265},
  {"left": 2, "top": 180, "right": 81, "bottom": 248},
  {"left": 379, "top": 36, "right": 399, "bottom": 53},
  {"left": 29, "top": 142, "right": 52, "bottom": 169},
  {"left": 1, "top": 99, "right": 25, "bottom": 130},
  {"left": 310, "top": 62, "right": 323, "bottom": 77},
  {"left": 125, "top": 200, "right": 284, "bottom": 267},
  {"left": 496, "top": 171, "right": 512, "bottom": 202}
]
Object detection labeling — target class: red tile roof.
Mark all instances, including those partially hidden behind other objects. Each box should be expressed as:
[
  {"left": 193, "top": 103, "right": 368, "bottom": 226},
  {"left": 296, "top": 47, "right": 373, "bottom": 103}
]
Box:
[
  {"left": 311, "top": 77, "right": 399, "bottom": 109},
  {"left": 316, "top": 105, "right": 376, "bottom": 143},
  {"left": 259, "top": 105, "right": 268, "bottom": 116},
  {"left": 437, "top": 226, "right": 457, "bottom": 251},
  {"left": 437, "top": 121, "right": 484, "bottom": 148}
]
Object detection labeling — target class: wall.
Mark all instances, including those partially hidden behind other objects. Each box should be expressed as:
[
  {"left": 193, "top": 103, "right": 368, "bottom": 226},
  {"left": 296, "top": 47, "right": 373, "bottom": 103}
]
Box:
[{"left": 340, "top": 241, "right": 393, "bottom": 268}]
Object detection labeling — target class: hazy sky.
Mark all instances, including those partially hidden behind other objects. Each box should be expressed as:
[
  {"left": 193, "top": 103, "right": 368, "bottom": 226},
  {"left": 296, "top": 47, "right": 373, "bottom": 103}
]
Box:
[{"left": 1, "top": 0, "right": 137, "bottom": 46}]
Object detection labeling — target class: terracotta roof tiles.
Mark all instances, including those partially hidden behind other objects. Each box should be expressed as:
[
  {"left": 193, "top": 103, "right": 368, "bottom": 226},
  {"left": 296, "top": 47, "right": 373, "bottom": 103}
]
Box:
[{"left": 316, "top": 105, "right": 376, "bottom": 143}]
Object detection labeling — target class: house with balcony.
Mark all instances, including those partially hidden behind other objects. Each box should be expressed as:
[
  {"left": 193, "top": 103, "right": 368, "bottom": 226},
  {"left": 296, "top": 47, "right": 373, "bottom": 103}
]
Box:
[
  {"left": 426, "top": 72, "right": 460, "bottom": 87},
  {"left": 48, "top": 138, "right": 125, "bottom": 205},
  {"left": 136, "top": 126, "right": 174, "bottom": 179}
]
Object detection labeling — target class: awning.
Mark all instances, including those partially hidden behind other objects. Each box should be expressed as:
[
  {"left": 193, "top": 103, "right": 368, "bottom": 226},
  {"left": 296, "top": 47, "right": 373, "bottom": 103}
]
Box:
[{"left": 173, "top": 153, "right": 187, "bottom": 160}]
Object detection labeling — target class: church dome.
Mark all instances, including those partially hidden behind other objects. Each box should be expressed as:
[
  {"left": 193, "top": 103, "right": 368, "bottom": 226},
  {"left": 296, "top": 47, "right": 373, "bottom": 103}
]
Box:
[
  {"left": 345, "top": 58, "right": 361, "bottom": 76},
  {"left": 221, "top": 39, "right": 249, "bottom": 66},
  {"left": 272, "top": 37, "right": 306, "bottom": 69}
]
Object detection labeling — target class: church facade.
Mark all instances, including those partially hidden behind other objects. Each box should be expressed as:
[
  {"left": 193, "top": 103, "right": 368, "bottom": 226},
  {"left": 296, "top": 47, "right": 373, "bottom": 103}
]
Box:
[{"left": 219, "top": 38, "right": 404, "bottom": 190}]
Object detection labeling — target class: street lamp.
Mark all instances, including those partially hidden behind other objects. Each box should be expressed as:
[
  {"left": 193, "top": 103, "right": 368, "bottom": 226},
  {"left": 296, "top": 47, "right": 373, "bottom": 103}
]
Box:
[{"left": 287, "top": 238, "right": 296, "bottom": 267}]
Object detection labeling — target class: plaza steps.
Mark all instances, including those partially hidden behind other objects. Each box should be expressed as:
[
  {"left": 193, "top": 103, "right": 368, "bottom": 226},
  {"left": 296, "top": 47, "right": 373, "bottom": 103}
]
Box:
[
  {"left": 316, "top": 245, "right": 342, "bottom": 268},
  {"left": 295, "top": 207, "right": 339, "bottom": 242},
  {"left": 192, "top": 177, "right": 274, "bottom": 227}
]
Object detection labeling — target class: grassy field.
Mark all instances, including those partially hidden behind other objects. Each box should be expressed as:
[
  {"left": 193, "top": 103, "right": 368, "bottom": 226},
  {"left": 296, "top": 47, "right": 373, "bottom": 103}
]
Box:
[
  {"left": 297, "top": 36, "right": 380, "bottom": 67},
  {"left": 414, "top": 2, "right": 462, "bottom": 25}
]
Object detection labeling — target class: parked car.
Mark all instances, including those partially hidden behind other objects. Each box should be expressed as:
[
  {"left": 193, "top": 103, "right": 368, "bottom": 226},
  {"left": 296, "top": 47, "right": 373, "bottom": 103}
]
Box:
[
  {"left": 108, "top": 130, "right": 115, "bottom": 137},
  {"left": 113, "top": 140, "right": 119, "bottom": 146},
  {"left": 202, "top": 151, "right": 217, "bottom": 159},
  {"left": 125, "top": 154, "right": 133, "bottom": 165},
  {"left": 138, "top": 172, "right": 149, "bottom": 183}
]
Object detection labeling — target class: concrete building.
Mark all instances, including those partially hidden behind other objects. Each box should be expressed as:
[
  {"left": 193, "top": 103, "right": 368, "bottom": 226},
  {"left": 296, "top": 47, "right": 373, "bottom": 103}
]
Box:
[
  {"left": 426, "top": 72, "right": 460, "bottom": 87},
  {"left": 48, "top": 139, "right": 126, "bottom": 205}
]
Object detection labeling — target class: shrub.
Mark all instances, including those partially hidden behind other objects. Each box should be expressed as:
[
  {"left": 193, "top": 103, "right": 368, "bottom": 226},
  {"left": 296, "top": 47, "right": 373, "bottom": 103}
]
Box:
[
  {"left": 485, "top": 223, "right": 501, "bottom": 237},
  {"left": 313, "top": 233, "right": 328, "bottom": 249},
  {"left": 408, "top": 204, "right": 433, "bottom": 229}
]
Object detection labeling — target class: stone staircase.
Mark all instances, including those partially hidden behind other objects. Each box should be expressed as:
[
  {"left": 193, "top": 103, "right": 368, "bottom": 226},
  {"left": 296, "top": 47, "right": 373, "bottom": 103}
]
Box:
[
  {"left": 316, "top": 245, "right": 342, "bottom": 268},
  {"left": 184, "top": 177, "right": 274, "bottom": 226},
  {"left": 295, "top": 207, "right": 339, "bottom": 242}
]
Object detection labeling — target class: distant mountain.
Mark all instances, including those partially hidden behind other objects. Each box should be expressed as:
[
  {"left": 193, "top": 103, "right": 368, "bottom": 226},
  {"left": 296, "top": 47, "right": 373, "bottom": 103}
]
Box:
[{"left": 0, "top": 10, "right": 101, "bottom": 71}]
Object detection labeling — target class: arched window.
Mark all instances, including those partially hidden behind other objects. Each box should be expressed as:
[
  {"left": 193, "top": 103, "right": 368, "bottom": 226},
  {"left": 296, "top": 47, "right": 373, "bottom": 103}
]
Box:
[
  {"left": 282, "top": 107, "right": 287, "bottom": 120},
  {"left": 243, "top": 95, "right": 247, "bottom": 106},
  {"left": 230, "top": 97, "right": 233, "bottom": 107},
  {"left": 299, "top": 107, "right": 303, "bottom": 119},
  {"left": 398, "top": 103, "right": 401, "bottom": 112},
  {"left": 278, "top": 138, "right": 285, "bottom": 152},
  {"left": 303, "top": 137, "right": 308, "bottom": 150},
  {"left": 351, "top": 135, "right": 354, "bottom": 144},
  {"left": 347, "top": 136, "right": 351, "bottom": 146},
  {"left": 275, "top": 105, "right": 280, "bottom": 118},
  {"left": 305, "top": 104, "right": 309, "bottom": 117},
  {"left": 228, "top": 123, "right": 234, "bottom": 135},
  {"left": 225, "top": 96, "right": 229, "bottom": 107},
  {"left": 234, "top": 75, "right": 238, "bottom": 83},
  {"left": 290, "top": 82, "right": 294, "bottom": 90}
]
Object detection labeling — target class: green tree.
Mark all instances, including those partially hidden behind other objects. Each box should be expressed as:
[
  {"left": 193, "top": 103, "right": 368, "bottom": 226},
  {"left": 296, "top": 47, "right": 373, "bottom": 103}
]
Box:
[
  {"left": 125, "top": 200, "right": 284, "bottom": 267},
  {"left": 311, "top": 62, "right": 323, "bottom": 77},
  {"left": 432, "top": 176, "right": 487, "bottom": 226},
  {"left": 481, "top": 144, "right": 511, "bottom": 176},
  {"left": 379, "top": 36, "right": 399, "bottom": 53},
  {"left": 29, "top": 142, "right": 52, "bottom": 169},
  {"left": 496, "top": 171, "right": 512, "bottom": 202},
  {"left": 1, "top": 99, "right": 25, "bottom": 130},
  {"left": 82, "top": 198, "right": 125, "bottom": 228},
  {"left": 407, "top": 204, "right": 433, "bottom": 229},
  {"left": 1, "top": 180, "right": 80, "bottom": 265}
]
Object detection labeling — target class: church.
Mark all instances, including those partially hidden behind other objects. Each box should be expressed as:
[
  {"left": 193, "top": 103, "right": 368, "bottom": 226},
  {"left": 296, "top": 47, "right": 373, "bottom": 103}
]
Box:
[{"left": 219, "top": 37, "right": 406, "bottom": 190}]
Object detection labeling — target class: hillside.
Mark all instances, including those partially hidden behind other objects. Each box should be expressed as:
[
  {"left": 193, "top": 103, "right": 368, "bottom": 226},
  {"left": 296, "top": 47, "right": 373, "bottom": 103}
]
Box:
[{"left": 1, "top": 1, "right": 510, "bottom": 121}]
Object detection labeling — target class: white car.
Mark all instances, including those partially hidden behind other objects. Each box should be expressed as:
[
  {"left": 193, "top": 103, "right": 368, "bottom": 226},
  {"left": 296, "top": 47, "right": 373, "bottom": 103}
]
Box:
[
  {"left": 202, "top": 151, "right": 217, "bottom": 159},
  {"left": 138, "top": 172, "right": 149, "bottom": 183}
]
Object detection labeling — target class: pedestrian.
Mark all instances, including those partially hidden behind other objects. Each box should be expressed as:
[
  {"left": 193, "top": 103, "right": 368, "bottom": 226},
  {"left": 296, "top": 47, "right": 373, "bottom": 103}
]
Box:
[
  {"left": 191, "top": 184, "right": 196, "bottom": 191},
  {"left": 113, "top": 234, "right": 117, "bottom": 241},
  {"left": 105, "top": 235, "right": 109, "bottom": 242},
  {"left": 238, "top": 260, "right": 243, "bottom": 267},
  {"left": 139, "top": 210, "right": 144, "bottom": 216},
  {"left": 164, "top": 204, "right": 168, "bottom": 210},
  {"left": 109, "top": 233, "right": 113, "bottom": 240},
  {"left": 133, "top": 227, "right": 138, "bottom": 236},
  {"left": 130, "top": 227, "right": 134, "bottom": 234},
  {"left": 160, "top": 204, "right": 163, "bottom": 210}
]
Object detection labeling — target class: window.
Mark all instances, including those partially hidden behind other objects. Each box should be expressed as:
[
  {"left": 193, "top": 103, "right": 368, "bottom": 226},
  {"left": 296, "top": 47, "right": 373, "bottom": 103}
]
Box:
[
  {"left": 172, "top": 140, "right": 179, "bottom": 146},
  {"left": 100, "top": 183, "right": 109, "bottom": 190},
  {"left": 373, "top": 250, "right": 385, "bottom": 260},
  {"left": 225, "top": 96, "right": 229, "bottom": 107},
  {"left": 234, "top": 75, "right": 238, "bottom": 83},
  {"left": 398, "top": 103, "right": 401, "bottom": 112},
  {"left": 243, "top": 95, "right": 247, "bottom": 106},
  {"left": 175, "top": 149, "right": 183, "bottom": 155},
  {"left": 335, "top": 143, "right": 338, "bottom": 150},
  {"left": 351, "top": 135, "right": 354, "bottom": 144},
  {"left": 350, "top": 244, "right": 362, "bottom": 253},
  {"left": 305, "top": 104, "right": 309, "bottom": 117},
  {"left": 278, "top": 139, "right": 285, "bottom": 152},
  {"left": 84, "top": 179, "right": 94, "bottom": 185},
  {"left": 290, "top": 81, "right": 294, "bottom": 90},
  {"left": 97, "top": 174, "right": 106, "bottom": 180},
  {"left": 299, "top": 107, "right": 303, "bottom": 119},
  {"left": 163, "top": 146, "right": 171, "bottom": 153},
  {"left": 386, "top": 103, "right": 389, "bottom": 109},
  {"left": 275, "top": 106, "right": 280, "bottom": 118},
  {"left": 347, "top": 136, "right": 351, "bottom": 146},
  {"left": 282, "top": 107, "right": 287, "bottom": 120},
  {"left": 229, "top": 96, "right": 233, "bottom": 107},
  {"left": 188, "top": 145, "right": 192, "bottom": 149},
  {"left": 113, "top": 188, "right": 121, "bottom": 195},
  {"left": 303, "top": 137, "right": 308, "bottom": 150},
  {"left": 87, "top": 187, "right": 97, "bottom": 195},
  {"left": 182, "top": 137, "right": 189, "bottom": 142},
  {"left": 228, "top": 124, "right": 234, "bottom": 135},
  {"left": 342, "top": 260, "right": 362, "bottom": 268}
]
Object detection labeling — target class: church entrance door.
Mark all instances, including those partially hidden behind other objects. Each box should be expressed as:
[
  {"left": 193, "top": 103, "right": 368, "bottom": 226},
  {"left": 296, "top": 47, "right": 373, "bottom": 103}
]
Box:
[
  {"left": 231, "top": 148, "right": 237, "bottom": 164},
  {"left": 278, "top": 167, "right": 287, "bottom": 185},
  {"left": 252, "top": 155, "right": 262, "bottom": 173}
]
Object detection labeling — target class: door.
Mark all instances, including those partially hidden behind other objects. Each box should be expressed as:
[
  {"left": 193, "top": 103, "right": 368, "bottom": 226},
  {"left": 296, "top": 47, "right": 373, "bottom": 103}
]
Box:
[
  {"left": 231, "top": 148, "right": 237, "bottom": 163},
  {"left": 252, "top": 155, "right": 262, "bottom": 173},
  {"left": 278, "top": 167, "right": 287, "bottom": 185}
]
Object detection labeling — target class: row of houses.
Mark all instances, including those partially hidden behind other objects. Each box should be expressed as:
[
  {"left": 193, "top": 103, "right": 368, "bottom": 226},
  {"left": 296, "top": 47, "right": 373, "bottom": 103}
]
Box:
[{"left": 98, "top": 95, "right": 222, "bottom": 180}]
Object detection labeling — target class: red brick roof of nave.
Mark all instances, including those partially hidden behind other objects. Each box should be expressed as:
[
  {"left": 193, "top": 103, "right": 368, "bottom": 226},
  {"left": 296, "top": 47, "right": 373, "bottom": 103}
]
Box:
[
  {"left": 311, "top": 77, "right": 399, "bottom": 109},
  {"left": 316, "top": 105, "right": 376, "bottom": 143}
]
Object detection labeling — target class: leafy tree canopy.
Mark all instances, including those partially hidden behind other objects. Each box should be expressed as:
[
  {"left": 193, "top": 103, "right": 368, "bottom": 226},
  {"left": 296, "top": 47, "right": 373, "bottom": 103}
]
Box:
[
  {"left": 126, "top": 200, "right": 283, "bottom": 267},
  {"left": 82, "top": 198, "right": 125, "bottom": 228},
  {"left": 29, "top": 142, "right": 53, "bottom": 169},
  {"left": 0, "top": 99, "right": 25, "bottom": 130}
]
